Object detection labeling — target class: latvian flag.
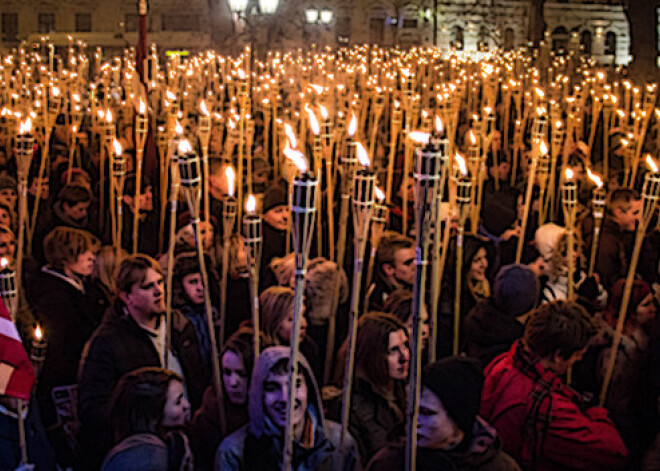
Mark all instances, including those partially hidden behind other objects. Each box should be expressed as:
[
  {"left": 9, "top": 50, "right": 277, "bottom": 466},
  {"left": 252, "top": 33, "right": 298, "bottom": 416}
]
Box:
[{"left": 0, "top": 299, "right": 34, "bottom": 400}]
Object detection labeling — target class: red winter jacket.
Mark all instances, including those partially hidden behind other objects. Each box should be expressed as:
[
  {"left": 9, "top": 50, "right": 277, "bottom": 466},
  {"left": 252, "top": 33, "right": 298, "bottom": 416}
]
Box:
[{"left": 480, "top": 342, "right": 628, "bottom": 471}]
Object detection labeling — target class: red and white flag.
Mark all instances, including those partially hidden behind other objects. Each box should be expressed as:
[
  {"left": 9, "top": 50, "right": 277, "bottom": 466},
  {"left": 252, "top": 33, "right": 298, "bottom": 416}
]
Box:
[{"left": 0, "top": 299, "right": 34, "bottom": 400}]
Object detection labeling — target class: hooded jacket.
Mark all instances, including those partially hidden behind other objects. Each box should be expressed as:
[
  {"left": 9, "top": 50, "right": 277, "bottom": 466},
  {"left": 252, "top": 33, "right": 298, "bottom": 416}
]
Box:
[
  {"left": 366, "top": 417, "right": 520, "bottom": 471},
  {"left": 216, "top": 347, "right": 360, "bottom": 471}
]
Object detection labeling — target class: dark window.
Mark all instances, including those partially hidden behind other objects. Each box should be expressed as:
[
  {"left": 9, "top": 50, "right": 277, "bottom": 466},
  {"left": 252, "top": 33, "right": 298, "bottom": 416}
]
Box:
[
  {"left": 1, "top": 13, "right": 18, "bottom": 41},
  {"left": 38, "top": 13, "right": 55, "bottom": 34},
  {"left": 370, "top": 18, "right": 384, "bottom": 43},
  {"left": 451, "top": 26, "right": 464, "bottom": 50},
  {"left": 504, "top": 27, "right": 514, "bottom": 50},
  {"left": 75, "top": 13, "right": 92, "bottom": 32},
  {"left": 402, "top": 18, "right": 417, "bottom": 29},
  {"left": 580, "top": 29, "right": 592, "bottom": 54},
  {"left": 162, "top": 14, "right": 199, "bottom": 31},
  {"left": 605, "top": 31, "right": 616, "bottom": 55},
  {"left": 124, "top": 14, "right": 138, "bottom": 32}
]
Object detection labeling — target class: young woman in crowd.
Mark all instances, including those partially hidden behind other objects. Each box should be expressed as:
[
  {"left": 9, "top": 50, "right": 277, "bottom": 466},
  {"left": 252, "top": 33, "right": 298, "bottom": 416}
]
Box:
[
  {"left": 190, "top": 327, "right": 256, "bottom": 470},
  {"left": 102, "top": 367, "right": 193, "bottom": 471}
]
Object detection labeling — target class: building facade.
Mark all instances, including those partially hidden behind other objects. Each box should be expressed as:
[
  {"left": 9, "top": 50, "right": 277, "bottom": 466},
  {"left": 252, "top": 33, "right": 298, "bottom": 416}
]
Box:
[{"left": 0, "top": 0, "right": 634, "bottom": 66}]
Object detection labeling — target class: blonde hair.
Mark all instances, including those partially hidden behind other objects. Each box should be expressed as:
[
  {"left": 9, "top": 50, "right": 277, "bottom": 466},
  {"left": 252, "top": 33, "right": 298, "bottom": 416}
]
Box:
[
  {"left": 259, "top": 286, "right": 295, "bottom": 346},
  {"left": 550, "top": 231, "right": 584, "bottom": 282},
  {"left": 270, "top": 253, "right": 295, "bottom": 287},
  {"left": 93, "top": 245, "right": 127, "bottom": 296}
]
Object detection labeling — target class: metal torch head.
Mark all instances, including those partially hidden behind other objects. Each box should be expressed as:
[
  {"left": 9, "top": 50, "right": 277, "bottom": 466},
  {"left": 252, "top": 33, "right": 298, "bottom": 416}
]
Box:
[
  {"left": 562, "top": 179, "right": 578, "bottom": 222},
  {"left": 243, "top": 214, "right": 263, "bottom": 272},
  {"left": 112, "top": 154, "right": 127, "bottom": 180},
  {"left": 642, "top": 172, "right": 660, "bottom": 223},
  {"left": 15, "top": 134, "right": 35, "bottom": 178},
  {"left": 0, "top": 264, "right": 17, "bottom": 316},
  {"left": 340, "top": 146, "right": 359, "bottom": 194},
  {"left": 532, "top": 114, "right": 548, "bottom": 143},
  {"left": 414, "top": 141, "right": 443, "bottom": 215},
  {"left": 291, "top": 172, "right": 318, "bottom": 272},
  {"left": 176, "top": 140, "right": 202, "bottom": 189},
  {"left": 592, "top": 186, "right": 607, "bottom": 219},
  {"left": 353, "top": 168, "right": 376, "bottom": 236}
]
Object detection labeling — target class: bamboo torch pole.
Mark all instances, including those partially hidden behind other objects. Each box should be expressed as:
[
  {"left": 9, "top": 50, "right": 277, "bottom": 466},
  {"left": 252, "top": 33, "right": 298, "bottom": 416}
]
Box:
[{"left": 243, "top": 194, "right": 262, "bottom": 362}]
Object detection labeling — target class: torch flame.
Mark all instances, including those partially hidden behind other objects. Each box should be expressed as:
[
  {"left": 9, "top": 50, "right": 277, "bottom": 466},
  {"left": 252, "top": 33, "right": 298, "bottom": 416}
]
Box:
[
  {"left": 565, "top": 168, "right": 574, "bottom": 181},
  {"left": 435, "top": 115, "right": 444, "bottom": 134},
  {"left": 355, "top": 142, "right": 370, "bottom": 166},
  {"left": 178, "top": 139, "right": 193, "bottom": 154},
  {"left": 455, "top": 153, "right": 468, "bottom": 176},
  {"left": 539, "top": 141, "right": 548, "bottom": 155},
  {"left": 112, "top": 139, "right": 123, "bottom": 156},
  {"left": 374, "top": 186, "right": 385, "bottom": 202},
  {"left": 225, "top": 167, "right": 236, "bottom": 197},
  {"left": 347, "top": 112, "right": 358, "bottom": 137},
  {"left": 174, "top": 120, "right": 184, "bottom": 135},
  {"left": 166, "top": 90, "right": 176, "bottom": 101},
  {"left": 138, "top": 98, "right": 146, "bottom": 115},
  {"left": 307, "top": 107, "right": 320, "bottom": 136},
  {"left": 646, "top": 155, "right": 659, "bottom": 173},
  {"left": 34, "top": 325, "right": 43, "bottom": 341},
  {"left": 310, "top": 84, "right": 324, "bottom": 95},
  {"left": 106, "top": 109, "right": 113, "bottom": 123},
  {"left": 19, "top": 118, "right": 33, "bottom": 134},
  {"left": 284, "top": 144, "right": 309, "bottom": 172},
  {"left": 0, "top": 258, "right": 8, "bottom": 268},
  {"left": 319, "top": 105, "right": 329, "bottom": 120},
  {"left": 246, "top": 194, "right": 256, "bottom": 213},
  {"left": 200, "top": 100, "right": 210, "bottom": 116},
  {"left": 469, "top": 130, "right": 477, "bottom": 145},
  {"left": 52, "top": 86, "right": 60, "bottom": 97},
  {"left": 586, "top": 168, "right": 603, "bottom": 188},
  {"left": 408, "top": 131, "right": 430, "bottom": 145},
  {"left": 284, "top": 122, "right": 298, "bottom": 148}
]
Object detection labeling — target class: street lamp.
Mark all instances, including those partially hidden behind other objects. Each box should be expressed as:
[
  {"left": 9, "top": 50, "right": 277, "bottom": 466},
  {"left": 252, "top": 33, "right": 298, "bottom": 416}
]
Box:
[{"left": 304, "top": 7, "right": 333, "bottom": 24}]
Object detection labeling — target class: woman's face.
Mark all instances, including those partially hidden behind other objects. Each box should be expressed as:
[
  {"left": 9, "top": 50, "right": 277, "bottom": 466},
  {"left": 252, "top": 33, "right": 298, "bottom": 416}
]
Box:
[
  {"left": 162, "top": 380, "right": 190, "bottom": 428},
  {"left": 222, "top": 350, "right": 248, "bottom": 405},
  {"left": 182, "top": 273, "right": 204, "bottom": 305},
  {"left": 387, "top": 329, "right": 410, "bottom": 381},
  {"left": 417, "top": 386, "right": 464, "bottom": 450},
  {"left": 635, "top": 293, "right": 657, "bottom": 326},
  {"left": 277, "top": 304, "right": 307, "bottom": 344},
  {"left": 468, "top": 248, "right": 488, "bottom": 282}
]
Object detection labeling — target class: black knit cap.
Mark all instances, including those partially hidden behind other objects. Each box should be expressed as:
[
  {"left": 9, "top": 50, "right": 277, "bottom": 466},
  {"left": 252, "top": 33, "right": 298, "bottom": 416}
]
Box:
[
  {"left": 421, "top": 357, "right": 484, "bottom": 435},
  {"left": 262, "top": 183, "right": 288, "bottom": 214}
]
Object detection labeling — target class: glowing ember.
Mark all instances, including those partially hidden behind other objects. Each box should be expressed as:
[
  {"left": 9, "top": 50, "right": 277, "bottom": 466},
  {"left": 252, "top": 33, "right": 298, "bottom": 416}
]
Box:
[{"left": 225, "top": 167, "right": 236, "bottom": 197}]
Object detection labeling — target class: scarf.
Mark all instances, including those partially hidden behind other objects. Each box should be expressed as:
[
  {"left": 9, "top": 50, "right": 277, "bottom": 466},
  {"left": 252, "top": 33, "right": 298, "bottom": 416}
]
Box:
[{"left": 512, "top": 342, "right": 585, "bottom": 470}]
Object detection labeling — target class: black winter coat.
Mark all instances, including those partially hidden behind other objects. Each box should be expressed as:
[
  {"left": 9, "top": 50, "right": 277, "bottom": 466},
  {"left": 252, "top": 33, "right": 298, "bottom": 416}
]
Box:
[{"left": 77, "top": 301, "right": 210, "bottom": 470}]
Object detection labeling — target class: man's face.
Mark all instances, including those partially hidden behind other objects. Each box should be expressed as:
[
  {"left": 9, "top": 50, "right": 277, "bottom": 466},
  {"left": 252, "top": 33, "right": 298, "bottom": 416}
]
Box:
[
  {"left": 417, "top": 386, "right": 463, "bottom": 450},
  {"left": 124, "top": 268, "right": 166, "bottom": 316},
  {"left": 385, "top": 247, "right": 415, "bottom": 288},
  {"left": 263, "top": 205, "right": 290, "bottom": 232},
  {"left": 263, "top": 369, "right": 307, "bottom": 430},
  {"left": 0, "top": 189, "right": 17, "bottom": 209},
  {"left": 387, "top": 329, "right": 410, "bottom": 380},
  {"left": 63, "top": 201, "right": 90, "bottom": 221},
  {"left": 28, "top": 178, "right": 50, "bottom": 200},
  {"left": 613, "top": 200, "right": 641, "bottom": 231},
  {"left": 0, "top": 208, "right": 10, "bottom": 228},
  {"left": 209, "top": 169, "right": 230, "bottom": 200}
]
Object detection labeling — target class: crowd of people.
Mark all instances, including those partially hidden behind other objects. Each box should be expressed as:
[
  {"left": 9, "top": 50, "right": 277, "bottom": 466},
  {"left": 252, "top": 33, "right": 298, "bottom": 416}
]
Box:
[{"left": 2, "top": 46, "right": 660, "bottom": 471}]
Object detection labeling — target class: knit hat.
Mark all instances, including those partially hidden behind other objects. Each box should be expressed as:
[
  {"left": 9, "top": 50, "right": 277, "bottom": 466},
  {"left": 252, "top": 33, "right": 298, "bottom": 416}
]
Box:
[
  {"left": 262, "top": 184, "right": 287, "bottom": 214},
  {"left": 493, "top": 264, "right": 540, "bottom": 316},
  {"left": 421, "top": 357, "right": 484, "bottom": 435},
  {"left": 0, "top": 175, "right": 17, "bottom": 192}
]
